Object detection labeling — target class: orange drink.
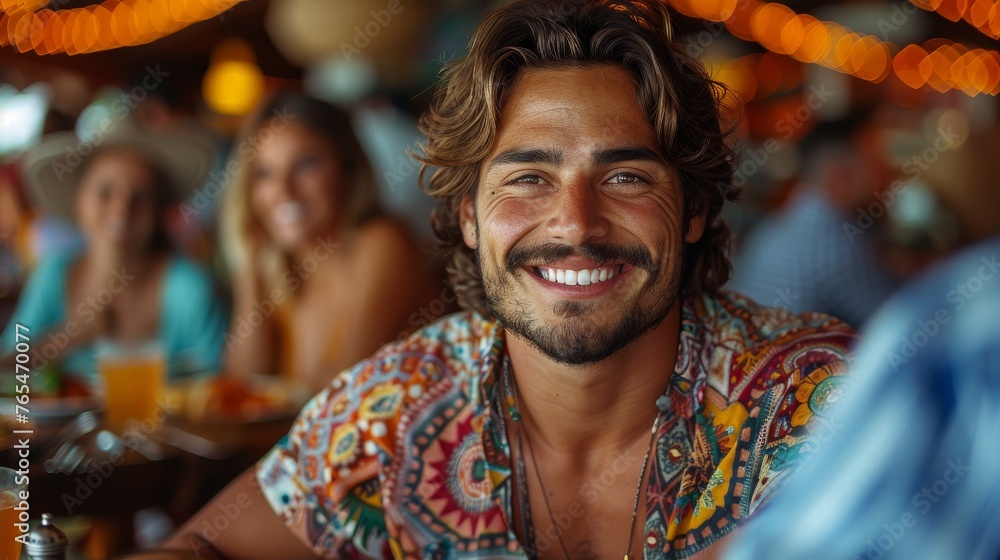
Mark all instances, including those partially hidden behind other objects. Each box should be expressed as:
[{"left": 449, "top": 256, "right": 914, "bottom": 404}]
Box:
[
  {"left": 0, "top": 468, "right": 26, "bottom": 560},
  {"left": 97, "top": 341, "right": 166, "bottom": 433}
]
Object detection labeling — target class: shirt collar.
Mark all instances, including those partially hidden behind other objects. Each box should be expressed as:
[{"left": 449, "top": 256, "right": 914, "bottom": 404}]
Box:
[{"left": 471, "top": 295, "right": 710, "bottom": 500}]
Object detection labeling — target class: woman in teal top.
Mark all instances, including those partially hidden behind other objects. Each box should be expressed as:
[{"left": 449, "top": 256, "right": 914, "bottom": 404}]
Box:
[
  {"left": 1, "top": 126, "right": 227, "bottom": 381},
  {"left": 1, "top": 248, "right": 226, "bottom": 379}
]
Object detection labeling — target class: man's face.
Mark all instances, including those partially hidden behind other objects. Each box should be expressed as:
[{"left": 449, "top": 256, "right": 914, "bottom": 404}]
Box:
[{"left": 461, "top": 65, "right": 705, "bottom": 365}]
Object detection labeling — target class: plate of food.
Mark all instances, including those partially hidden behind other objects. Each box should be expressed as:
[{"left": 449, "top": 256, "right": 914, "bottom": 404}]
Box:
[
  {"left": 166, "top": 374, "right": 312, "bottom": 424},
  {"left": 0, "top": 367, "right": 102, "bottom": 423}
]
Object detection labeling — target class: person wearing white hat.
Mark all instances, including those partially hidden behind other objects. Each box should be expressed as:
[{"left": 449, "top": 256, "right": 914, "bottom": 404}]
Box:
[{"left": 0, "top": 126, "right": 228, "bottom": 382}]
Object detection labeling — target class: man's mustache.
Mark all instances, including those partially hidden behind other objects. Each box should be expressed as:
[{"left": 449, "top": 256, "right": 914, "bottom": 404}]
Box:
[{"left": 506, "top": 242, "right": 656, "bottom": 274}]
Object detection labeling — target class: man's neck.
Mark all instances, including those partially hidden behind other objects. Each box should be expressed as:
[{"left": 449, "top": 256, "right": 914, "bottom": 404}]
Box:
[{"left": 504, "top": 300, "right": 682, "bottom": 457}]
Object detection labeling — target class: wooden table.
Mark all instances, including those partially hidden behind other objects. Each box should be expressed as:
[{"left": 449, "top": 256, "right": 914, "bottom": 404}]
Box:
[{"left": 1, "top": 412, "right": 295, "bottom": 559}]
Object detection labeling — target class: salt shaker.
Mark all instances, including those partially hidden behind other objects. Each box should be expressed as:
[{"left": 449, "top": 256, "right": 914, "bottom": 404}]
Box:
[{"left": 25, "top": 513, "right": 68, "bottom": 560}]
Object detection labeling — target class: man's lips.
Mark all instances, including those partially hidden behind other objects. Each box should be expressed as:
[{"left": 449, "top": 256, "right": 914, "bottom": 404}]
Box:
[
  {"left": 522, "top": 263, "right": 635, "bottom": 297},
  {"left": 527, "top": 263, "right": 627, "bottom": 286}
]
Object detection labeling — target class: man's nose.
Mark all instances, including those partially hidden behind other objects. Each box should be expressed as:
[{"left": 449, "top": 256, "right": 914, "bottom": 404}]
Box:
[{"left": 545, "top": 179, "right": 610, "bottom": 245}]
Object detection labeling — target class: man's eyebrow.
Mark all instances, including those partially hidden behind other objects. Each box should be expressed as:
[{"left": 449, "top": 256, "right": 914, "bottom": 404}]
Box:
[
  {"left": 487, "top": 148, "right": 563, "bottom": 170},
  {"left": 592, "top": 147, "right": 665, "bottom": 167}
]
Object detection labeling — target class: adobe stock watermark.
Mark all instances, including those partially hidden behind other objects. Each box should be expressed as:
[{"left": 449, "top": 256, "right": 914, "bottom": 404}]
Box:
[
  {"left": 49, "top": 65, "right": 170, "bottom": 183},
  {"left": 60, "top": 398, "right": 177, "bottom": 514},
  {"left": 187, "top": 474, "right": 265, "bottom": 557},
  {"left": 383, "top": 135, "right": 421, "bottom": 194},
  {"left": 681, "top": 0, "right": 749, "bottom": 61},
  {"left": 179, "top": 106, "right": 297, "bottom": 224},
  {"left": 223, "top": 235, "right": 340, "bottom": 351},
  {"left": 29, "top": 268, "right": 135, "bottom": 370},
  {"left": 843, "top": 125, "right": 965, "bottom": 244},
  {"left": 733, "top": 83, "right": 836, "bottom": 187},
  {"left": 888, "top": 251, "right": 998, "bottom": 371},
  {"left": 876, "top": 1, "right": 920, "bottom": 41},
  {"left": 769, "top": 286, "right": 800, "bottom": 311},
  {"left": 391, "top": 285, "right": 457, "bottom": 344},
  {"left": 340, "top": 0, "right": 415, "bottom": 63},
  {"left": 851, "top": 458, "right": 970, "bottom": 560}
]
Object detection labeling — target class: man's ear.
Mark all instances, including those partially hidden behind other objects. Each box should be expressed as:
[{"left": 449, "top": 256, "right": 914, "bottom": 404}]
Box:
[
  {"left": 685, "top": 208, "right": 708, "bottom": 244},
  {"left": 459, "top": 194, "right": 478, "bottom": 250}
]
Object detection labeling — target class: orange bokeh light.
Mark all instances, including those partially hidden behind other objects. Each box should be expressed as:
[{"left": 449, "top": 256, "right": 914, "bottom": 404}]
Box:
[
  {"left": 111, "top": 1, "right": 133, "bottom": 46},
  {"left": 149, "top": 0, "right": 170, "bottom": 33},
  {"left": 935, "top": 0, "right": 968, "bottom": 22},
  {"left": 779, "top": 13, "right": 806, "bottom": 56},
  {"left": 894, "top": 44, "right": 931, "bottom": 89},
  {"left": 796, "top": 19, "right": 832, "bottom": 63},
  {"left": 93, "top": 4, "right": 114, "bottom": 50},
  {"left": 751, "top": 3, "right": 796, "bottom": 54},
  {"left": 42, "top": 9, "right": 64, "bottom": 54},
  {"left": 692, "top": 0, "right": 739, "bottom": 22},
  {"left": 61, "top": 9, "right": 77, "bottom": 54}
]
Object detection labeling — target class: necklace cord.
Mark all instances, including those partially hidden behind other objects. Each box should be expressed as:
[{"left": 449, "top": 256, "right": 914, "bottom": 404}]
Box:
[{"left": 503, "top": 359, "right": 660, "bottom": 560}]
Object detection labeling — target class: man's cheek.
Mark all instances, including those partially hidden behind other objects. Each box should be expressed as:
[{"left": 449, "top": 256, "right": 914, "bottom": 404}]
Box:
[{"left": 486, "top": 201, "right": 547, "bottom": 241}]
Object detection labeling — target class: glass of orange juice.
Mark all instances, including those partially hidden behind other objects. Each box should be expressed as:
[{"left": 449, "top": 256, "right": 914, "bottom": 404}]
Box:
[
  {"left": 0, "top": 467, "right": 27, "bottom": 560},
  {"left": 96, "top": 340, "right": 167, "bottom": 434}
]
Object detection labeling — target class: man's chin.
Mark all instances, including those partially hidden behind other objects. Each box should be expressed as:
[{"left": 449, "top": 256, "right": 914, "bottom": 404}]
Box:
[{"left": 505, "top": 310, "right": 658, "bottom": 366}]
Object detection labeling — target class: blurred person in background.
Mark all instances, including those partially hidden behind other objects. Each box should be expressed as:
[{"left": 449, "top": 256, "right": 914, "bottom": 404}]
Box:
[
  {"left": 0, "top": 127, "right": 228, "bottom": 381},
  {"left": 729, "top": 112, "right": 900, "bottom": 329},
  {"left": 0, "top": 164, "right": 36, "bottom": 270},
  {"left": 723, "top": 235, "right": 1000, "bottom": 560},
  {"left": 0, "top": 162, "right": 81, "bottom": 273},
  {"left": 221, "top": 92, "right": 438, "bottom": 392}
]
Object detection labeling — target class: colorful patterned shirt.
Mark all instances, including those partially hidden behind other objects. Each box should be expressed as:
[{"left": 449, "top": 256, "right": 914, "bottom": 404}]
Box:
[{"left": 256, "top": 291, "right": 855, "bottom": 559}]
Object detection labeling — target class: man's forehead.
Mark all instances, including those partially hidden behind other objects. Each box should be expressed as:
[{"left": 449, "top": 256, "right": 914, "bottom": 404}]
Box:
[
  {"left": 494, "top": 66, "right": 659, "bottom": 152},
  {"left": 503, "top": 66, "right": 643, "bottom": 118}
]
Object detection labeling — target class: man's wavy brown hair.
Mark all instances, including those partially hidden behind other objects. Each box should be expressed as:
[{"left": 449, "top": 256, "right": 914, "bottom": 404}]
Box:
[{"left": 416, "top": 0, "right": 739, "bottom": 316}]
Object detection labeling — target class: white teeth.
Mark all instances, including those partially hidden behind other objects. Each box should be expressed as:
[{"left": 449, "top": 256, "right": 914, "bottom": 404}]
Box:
[{"left": 537, "top": 266, "right": 621, "bottom": 286}]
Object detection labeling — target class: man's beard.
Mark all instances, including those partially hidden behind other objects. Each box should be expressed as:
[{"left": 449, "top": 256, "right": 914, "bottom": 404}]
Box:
[{"left": 480, "top": 241, "right": 683, "bottom": 365}]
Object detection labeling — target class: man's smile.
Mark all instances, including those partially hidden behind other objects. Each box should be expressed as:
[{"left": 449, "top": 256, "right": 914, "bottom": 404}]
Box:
[{"left": 521, "top": 260, "right": 635, "bottom": 298}]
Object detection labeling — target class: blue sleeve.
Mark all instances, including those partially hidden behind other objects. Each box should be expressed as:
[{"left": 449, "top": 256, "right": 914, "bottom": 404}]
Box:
[
  {"left": 1, "top": 253, "right": 70, "bottom": 356},
  {"left": 160, "top": 257, "right": 229, "bottom": 379}
]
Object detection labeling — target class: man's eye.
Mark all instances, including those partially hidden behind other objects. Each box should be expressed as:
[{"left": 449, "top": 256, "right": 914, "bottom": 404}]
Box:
[
  {"left": 509, "top": 175, "right": 546, "bottom": 185},
  {"left": 608, "top": 172, "right": 641, "bottom": 184}
]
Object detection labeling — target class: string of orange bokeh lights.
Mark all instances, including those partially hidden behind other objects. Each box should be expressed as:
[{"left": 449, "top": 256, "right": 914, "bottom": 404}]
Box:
[
  {"left": 0, "top": 0, "right": 244, "bottom": 55},
  {"left": 910, "top": 0, "right": 1000, "bottom": 39},
  {"left": 0, "top": 0, "right": 997, "bottom": 96},
  {"left": 669, "top": 0, "right": 999, "bottom": 96}
]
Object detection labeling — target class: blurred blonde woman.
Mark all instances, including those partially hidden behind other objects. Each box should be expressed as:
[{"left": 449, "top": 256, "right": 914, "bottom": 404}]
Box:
[{"left": 222, "top": 92, "right": 437, "bottom": 391}]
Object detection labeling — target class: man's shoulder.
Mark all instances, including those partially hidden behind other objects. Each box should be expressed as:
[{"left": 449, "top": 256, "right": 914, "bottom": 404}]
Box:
[
  {"left": 701, "top": 290, "right": 855, "bottom": 350},
  {"left": 365, "top": 309, "right": 496, "bottom": 375},
  {"left": 260, "top": 310, "right": 496, "bottom": 504},
  {"left": 694, "top": 290, "right": 856, "bottom": 399},
  {"left": 302, "top": 310, "right": 495, "bottom": 422}
]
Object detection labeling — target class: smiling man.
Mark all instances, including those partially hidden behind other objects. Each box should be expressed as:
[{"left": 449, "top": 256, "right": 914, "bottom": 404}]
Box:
[{"left": 159, "top": 1, "right": 854, "bottom": 559}]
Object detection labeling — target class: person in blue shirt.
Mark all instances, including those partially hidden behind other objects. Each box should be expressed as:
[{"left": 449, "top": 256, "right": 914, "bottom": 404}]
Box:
[
  {"left": 723, "top": 236, "right": 1000, "bottom": 560},
  {"left": 1, "top": 126, "right": 228, "bottom": 382}
]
